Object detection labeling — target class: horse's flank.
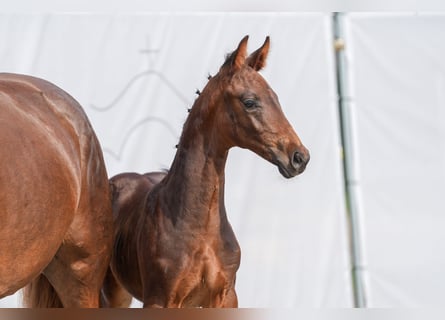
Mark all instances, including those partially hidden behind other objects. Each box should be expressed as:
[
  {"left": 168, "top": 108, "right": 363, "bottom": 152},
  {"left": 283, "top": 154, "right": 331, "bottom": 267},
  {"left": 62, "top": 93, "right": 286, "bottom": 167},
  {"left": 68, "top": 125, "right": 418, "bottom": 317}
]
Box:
[{"left": 0, "top": 73, "right": 113, "bottom": 307}]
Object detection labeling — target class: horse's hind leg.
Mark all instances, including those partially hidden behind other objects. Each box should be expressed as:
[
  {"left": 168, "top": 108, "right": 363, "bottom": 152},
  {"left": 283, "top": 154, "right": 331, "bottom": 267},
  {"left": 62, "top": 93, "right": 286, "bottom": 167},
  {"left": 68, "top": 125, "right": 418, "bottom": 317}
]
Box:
[
  {"left": 42, "top": 213, "right": 113, "bottom": 307},
  {"left": 43, "top": 241, "right": 110, "bottom": 307},
  {"left": 44, "top": 172, "right": 114, "bottom": 307}
]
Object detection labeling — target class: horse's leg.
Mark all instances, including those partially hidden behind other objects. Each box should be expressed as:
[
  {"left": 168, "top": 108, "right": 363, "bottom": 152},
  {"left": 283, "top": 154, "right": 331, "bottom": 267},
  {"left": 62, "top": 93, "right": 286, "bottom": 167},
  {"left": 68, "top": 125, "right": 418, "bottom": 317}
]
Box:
[
  {"left": 43, "top": 216, "right": 113, "bottom": 307},
  {"left": 101, "top": 267, "right": 133, "bottom": 308},
  {"left": 43, "top": 253, "right": 100, "bottom": 307},
  {"left": 44, "top": 153, "right": 113, "bottom": 307},
  {"left": 142, "top": 290, "right": 168, "bottom": 308},
  {"left": 220, "top": 288, "right": 238, "bottom": 308}
]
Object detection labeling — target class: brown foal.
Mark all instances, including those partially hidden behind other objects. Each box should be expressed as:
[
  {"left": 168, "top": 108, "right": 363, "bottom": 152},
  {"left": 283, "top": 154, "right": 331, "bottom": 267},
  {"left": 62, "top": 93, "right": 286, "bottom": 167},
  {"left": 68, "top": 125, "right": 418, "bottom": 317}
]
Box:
[{"left": 101, "top": 36, "right": 309, "bottom": 308}]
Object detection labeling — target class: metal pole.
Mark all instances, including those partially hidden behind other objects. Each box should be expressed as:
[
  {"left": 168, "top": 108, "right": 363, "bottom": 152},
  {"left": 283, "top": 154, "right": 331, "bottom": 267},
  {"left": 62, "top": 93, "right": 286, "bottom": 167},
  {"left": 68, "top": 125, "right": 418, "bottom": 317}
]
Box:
[{"left": 332, "top": 12, "right": 367, "bottom": 308}]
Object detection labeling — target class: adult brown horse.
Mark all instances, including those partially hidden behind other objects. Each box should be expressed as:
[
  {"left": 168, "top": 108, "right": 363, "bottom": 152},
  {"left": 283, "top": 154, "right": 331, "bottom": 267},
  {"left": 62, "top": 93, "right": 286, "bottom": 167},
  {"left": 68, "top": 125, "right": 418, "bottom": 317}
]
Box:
[
  {"left": 101, "top": 36, "right": 310, "bottom": 308},
  {"left": 0, "top": 73, "right": 113, "bottom": 307}
]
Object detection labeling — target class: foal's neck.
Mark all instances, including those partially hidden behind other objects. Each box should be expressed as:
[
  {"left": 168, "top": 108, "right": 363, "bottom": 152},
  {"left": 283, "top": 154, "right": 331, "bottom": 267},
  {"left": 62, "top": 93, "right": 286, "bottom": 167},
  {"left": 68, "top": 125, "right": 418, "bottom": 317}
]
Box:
[{"left": 160, "top": 95, "right": 230, "bottom": 229}]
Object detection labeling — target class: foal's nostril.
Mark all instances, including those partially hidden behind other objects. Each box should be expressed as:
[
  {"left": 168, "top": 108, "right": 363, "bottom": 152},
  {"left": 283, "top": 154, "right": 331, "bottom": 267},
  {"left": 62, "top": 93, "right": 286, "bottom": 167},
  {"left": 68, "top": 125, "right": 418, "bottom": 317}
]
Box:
[
  {"left": 293, "top": 151, "right": 304, "bottom": 166},
  {"left": 292, "top": 150, "right": 309, "bottom": 170}
]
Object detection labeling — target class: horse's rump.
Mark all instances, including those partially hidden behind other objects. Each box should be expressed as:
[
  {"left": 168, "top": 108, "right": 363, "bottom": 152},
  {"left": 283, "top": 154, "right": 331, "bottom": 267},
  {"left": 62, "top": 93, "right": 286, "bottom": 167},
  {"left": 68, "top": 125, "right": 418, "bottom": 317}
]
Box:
[{"left": 0, "top": 73, "right": 113, "bottom": 307}]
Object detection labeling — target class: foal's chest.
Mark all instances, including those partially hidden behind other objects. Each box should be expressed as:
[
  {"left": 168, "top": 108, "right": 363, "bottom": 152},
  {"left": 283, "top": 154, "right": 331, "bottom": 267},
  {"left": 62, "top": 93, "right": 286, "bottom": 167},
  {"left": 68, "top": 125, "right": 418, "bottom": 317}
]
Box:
[{"left": 172, "top": 243, "right": 237, "bottom": 307}]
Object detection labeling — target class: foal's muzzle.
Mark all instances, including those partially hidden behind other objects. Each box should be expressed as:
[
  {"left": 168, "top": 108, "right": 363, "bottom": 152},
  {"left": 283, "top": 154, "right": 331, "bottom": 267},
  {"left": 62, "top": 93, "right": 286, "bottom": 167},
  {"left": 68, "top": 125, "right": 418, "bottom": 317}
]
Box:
[{"left": 277, "top": 147, "right": 310, "bottom": 179}]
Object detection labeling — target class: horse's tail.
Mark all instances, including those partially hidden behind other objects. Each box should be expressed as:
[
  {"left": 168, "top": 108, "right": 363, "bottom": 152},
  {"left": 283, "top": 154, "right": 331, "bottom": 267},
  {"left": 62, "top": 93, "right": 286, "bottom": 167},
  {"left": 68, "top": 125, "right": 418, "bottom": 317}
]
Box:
[{"left": 22, "top": 275, "right": 63, "bottom": 308}]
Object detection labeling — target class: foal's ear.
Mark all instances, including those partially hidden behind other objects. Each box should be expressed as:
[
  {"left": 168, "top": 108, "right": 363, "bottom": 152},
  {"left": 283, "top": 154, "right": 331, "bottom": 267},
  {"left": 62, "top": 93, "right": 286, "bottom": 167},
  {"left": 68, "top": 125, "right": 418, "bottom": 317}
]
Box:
[
  {"left": 246, "top": 36, "right": 270, "bottom": 71},
  {"left": 222, "top": 35, "right": 249, "bottom": 72}
]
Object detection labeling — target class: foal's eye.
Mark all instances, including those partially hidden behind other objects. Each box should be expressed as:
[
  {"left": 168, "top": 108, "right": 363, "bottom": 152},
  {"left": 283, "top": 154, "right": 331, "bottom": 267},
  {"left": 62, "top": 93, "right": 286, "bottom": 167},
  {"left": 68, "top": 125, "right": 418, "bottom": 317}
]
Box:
[{"left": 242, "top": 99, "right": 258, "bottom": 110}]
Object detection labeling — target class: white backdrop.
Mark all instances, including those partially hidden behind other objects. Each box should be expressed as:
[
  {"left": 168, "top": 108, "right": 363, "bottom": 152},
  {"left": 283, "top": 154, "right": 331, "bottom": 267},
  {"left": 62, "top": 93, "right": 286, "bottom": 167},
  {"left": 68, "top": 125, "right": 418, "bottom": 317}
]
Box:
[
  {"left": 344, "top": 13, "right": 445, "bottom": 307},
  {"left": 4, "top": 12, "right": 444, "bottom": 309},
  {"left": 0, "top": 13, "right": 351, "bottom": 307}
]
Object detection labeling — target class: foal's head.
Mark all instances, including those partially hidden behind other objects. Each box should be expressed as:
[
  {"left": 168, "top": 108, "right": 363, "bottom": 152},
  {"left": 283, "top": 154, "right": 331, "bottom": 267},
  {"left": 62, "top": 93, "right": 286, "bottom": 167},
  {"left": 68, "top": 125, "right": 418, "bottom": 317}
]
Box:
[{"left": 195, "top": 36, "right": 309, "bottom": 178}]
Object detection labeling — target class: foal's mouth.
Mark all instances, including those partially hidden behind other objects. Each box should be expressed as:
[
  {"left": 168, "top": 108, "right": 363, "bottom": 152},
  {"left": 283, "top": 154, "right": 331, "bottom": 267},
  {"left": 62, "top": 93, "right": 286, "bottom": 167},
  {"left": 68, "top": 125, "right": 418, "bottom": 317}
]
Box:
[
  {"left": 277, "top": 162, "right": 303, "bottom": 179},
  {"left": 277, "top": 162, "right": 298, "bottom": 179}
]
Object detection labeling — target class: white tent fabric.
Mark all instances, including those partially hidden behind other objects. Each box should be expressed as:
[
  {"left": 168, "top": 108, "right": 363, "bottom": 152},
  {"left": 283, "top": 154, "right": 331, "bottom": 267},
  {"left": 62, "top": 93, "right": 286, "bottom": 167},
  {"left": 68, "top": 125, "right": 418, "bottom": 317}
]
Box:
[
  {"left": 3, "top": 11, "right": 445, "bottom": 310},
  {"left": 0, "top": 13, "right": 351, "bottom": 307},
  {"left": 344, "top": 13, "right": 445, "bottom": 307}
]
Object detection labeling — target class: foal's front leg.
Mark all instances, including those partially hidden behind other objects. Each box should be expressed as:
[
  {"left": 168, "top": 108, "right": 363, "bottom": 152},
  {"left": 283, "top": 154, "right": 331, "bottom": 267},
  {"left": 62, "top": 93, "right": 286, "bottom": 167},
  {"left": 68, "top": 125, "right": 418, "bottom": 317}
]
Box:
[
  {"left": 140, "top": 274, "right": 174, "bottom": 308},
  {"left": 141, "top": 286, "right": 185, "bottom": 308},
  {"left": 221, "top": 288, "right": 238, "bottom": 308},
  {"left": 209, "top": 286, "right": 238, "bottom": 308}
]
